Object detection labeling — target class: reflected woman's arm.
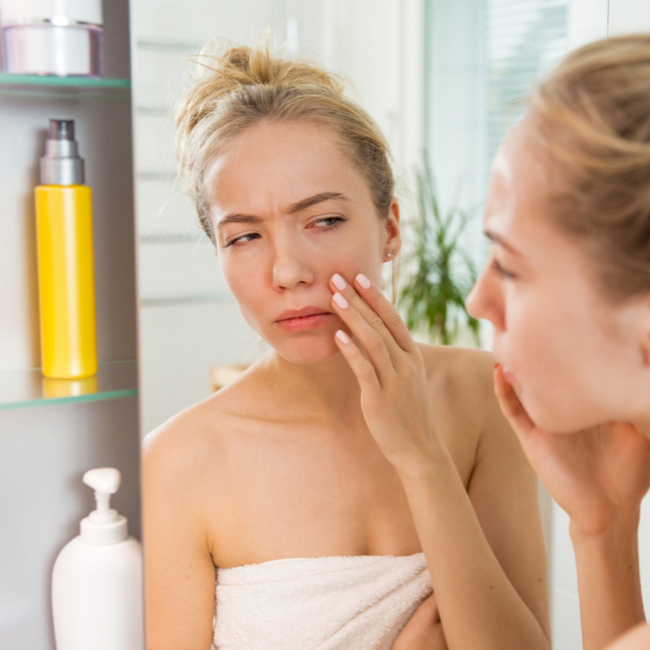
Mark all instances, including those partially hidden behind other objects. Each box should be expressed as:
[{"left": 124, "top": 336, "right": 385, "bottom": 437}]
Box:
[
  {"left": 143, "top": 423, "right": 216, "bottom": 650},
  {"left": 330, "top": 273, "right": 551, "bottom": 650}
]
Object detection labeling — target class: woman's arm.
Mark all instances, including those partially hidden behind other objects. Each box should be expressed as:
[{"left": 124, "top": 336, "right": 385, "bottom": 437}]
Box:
[
  {"left": 393, "top": 366, "right": 550, "bottom": 650},
  {"left": 494, "top": 366, "right": 650, "bottom": 650},
  {"left": 572, "top": 521, "right": 645, "bottom": 650},
  {"left": 143, "top": 424, "right": 217, "bottom": 650},
  {"left": 330, "top": 274, "right": 551, "bottom": 650}
]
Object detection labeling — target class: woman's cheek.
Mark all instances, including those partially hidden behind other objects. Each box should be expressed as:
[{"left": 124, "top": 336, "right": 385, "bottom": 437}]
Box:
[{"left": 220, "top": 261, "right": 264, "bottom": 324}]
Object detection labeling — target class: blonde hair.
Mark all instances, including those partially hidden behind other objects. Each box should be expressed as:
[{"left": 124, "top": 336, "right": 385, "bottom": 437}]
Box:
[
  {"left": 175, "top": 43, "right": 394, "bottom": 242},
  {"left": 530, "top": 34, "right": 650, "bottom": 300}
]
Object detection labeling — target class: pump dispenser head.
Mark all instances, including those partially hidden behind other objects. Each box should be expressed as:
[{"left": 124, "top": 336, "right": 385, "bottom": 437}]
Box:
[
  {"left": 49, "top": 119, "right": 75, "bottom": 141},
  {"left": 80, "top": 468, "right": 128, "bottom": 545},
  {"left": 40, "top": 118, "right": 85, "bottom": 186}
]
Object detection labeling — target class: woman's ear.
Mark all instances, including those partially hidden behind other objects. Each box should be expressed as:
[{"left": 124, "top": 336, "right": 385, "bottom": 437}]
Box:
[{"left": 385, "top": 199, "right": 402, "bottom": 256}]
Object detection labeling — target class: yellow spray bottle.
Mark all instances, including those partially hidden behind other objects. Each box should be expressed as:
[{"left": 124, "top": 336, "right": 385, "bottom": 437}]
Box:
[{"left": 35, "top": 119, "right": 97, "bottom": 379}]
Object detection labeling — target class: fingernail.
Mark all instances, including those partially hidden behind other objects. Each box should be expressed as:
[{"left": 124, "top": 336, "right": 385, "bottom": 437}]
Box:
[
  {"left": 332, "top": 274, "right": 346, "bottom": 291},
  {"left": 356, "top": 274, "right": 371, "bottom": 289},
  {"left": 333, "top": 292, "right": 349, "bottom": 309},
  {"left": 336, "top": 330, "right": 350, "bottom": 344}
]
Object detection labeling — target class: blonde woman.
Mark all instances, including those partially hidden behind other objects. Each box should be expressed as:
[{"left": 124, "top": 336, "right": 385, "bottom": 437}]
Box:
[
  {"left": 143, "top": 44, "right": 550, "bottom": 650},
  {"left": 466, "top": 34, "right": 650, "bottom": 650}
]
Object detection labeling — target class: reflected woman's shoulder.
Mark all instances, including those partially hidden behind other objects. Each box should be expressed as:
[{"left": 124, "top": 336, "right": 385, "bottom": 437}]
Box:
[
  {"left": 416, "top": 343, "right": 502, "bottom": 438},
  {"left": 142, "top": 389, "right": 241, "bottom": 475},
  {"left": 417, "top": 342, "right": 495, "bottom": 387},
  {"left": 142, "top": 366, "right": 262, "bottom": 473}
]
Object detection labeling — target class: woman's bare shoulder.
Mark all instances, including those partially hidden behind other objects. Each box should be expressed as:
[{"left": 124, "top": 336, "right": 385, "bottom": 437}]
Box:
[
  {"left": 418, "top": 343, "right": 496, "bottom": 403},
  {"left": 416, "top": 343, "right": 506, "bottom": 462},
  {"left": 418, "top": 341, "right": 493, "bottom": 367},
  {"left": 142, "top": 375, "right": 256, "bottom": 481}
]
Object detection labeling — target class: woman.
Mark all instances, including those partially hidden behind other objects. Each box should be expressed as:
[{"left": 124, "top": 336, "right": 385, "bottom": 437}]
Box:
[
  {"left": 465, "top": 34, "right": 650, "bottom": 650},
  {"left": 143, "top": 43, "right": 550, "bottom": 650}
]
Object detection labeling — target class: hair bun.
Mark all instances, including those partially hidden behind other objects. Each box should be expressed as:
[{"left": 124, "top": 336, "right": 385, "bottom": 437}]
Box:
[
  {"left": 192, "top": 42, "right": 345, "bottom": 97},
  {"left": 175, "top": 40, "right": 393, "bottom": 244}
]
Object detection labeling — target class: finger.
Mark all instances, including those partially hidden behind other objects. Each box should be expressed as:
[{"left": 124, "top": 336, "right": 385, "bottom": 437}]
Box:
[
  {"left": 334, "top": 329, "right": 382, "bottom": 393},
  {"left": 330, "top": 273, "right": 415, "bottom": 356},
  {"left": 331, "top": 291, "right": 396, "bottom": 384},
  {"left": 354, "top": 273, "right": 417, "bottom": 354},
  {"left": 493, "top": 364, "right": 536, "bottom": 442},
  {"left": 330, "top": 273, "right": 401, "bottom": 358},
  {"left": 414, "top": 593, "right": 440, "bottom": 623},
  {"left": 392, "top": 593, "right": 444, "bottom": 650},
  {"left": 329, "top": 273, "right": 408, "bottom": 366}
]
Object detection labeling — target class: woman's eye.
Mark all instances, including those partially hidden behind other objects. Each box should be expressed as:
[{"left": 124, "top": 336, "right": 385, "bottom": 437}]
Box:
[
  {"left": 490, "top": 257, "right": 516, "bottom": 279},
  {"left": 225, "top": 232, "right": 260, "bottom": 247},
  {"left": 310, "top": 216, "right": 346, "bottom": 229}
]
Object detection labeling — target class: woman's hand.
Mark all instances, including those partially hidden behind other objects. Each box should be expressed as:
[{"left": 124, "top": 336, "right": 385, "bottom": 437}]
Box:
[
  {"left": 493, "top": 364, "right": 650, "bottom": 535},
  {"left": 392, "top": 594, "right": 448, "bottom": 650},
  {"left": 329, "top": 273, "right": 441, "bottom": 469}
]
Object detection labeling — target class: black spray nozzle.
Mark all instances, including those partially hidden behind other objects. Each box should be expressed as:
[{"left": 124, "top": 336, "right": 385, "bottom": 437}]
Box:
[{"left": 49, "top": 119, "right": 75, "bottom": 141}]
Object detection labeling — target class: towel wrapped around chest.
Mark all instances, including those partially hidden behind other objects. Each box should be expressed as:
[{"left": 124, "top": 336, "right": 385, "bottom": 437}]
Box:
[{"left": 212, "top": 552, "right": 432, "bottom": 650}]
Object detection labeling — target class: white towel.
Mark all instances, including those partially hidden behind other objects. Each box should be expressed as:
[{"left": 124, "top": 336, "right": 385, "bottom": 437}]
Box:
[{"left": 212, "top": 552, "right": 432, "bottom": 650}]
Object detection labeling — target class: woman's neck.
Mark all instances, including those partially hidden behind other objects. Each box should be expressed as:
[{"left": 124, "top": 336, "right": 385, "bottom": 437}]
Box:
[{"left": 255, "top": 350, "right": 364, "bottom": 424}]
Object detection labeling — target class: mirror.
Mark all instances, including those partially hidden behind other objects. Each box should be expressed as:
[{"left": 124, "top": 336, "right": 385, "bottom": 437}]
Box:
[{"left": 129, "top": 2, "right": 610, "bottom": 648}]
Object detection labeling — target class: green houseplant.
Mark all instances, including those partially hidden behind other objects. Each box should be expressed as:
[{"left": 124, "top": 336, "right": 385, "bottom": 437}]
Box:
[{"left": 398, "top": 159, "right": 481, "bottom": 346}]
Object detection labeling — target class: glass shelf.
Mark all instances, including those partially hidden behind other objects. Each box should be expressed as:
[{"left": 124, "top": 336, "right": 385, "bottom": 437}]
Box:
[
  {"left": 0, "top": 73, "right": 131, "bottom": 101},
  {"left": 0, "top": 360, "right": 138, "bottom": 411}
]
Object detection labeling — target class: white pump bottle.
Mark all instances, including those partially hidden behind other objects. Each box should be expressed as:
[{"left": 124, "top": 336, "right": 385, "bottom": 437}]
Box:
[{"left": 51, "top": 468, "right": 144, "bottom": 650}]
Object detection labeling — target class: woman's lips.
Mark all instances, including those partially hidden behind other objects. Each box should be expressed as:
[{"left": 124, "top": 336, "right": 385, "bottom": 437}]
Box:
[{"left": 275, "top": 309, "right": 334, "bottom": 332}]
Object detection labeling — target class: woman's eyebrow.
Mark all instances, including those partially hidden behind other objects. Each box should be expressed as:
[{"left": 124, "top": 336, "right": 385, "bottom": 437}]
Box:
[
  {"left": 288, "top": 192, "right": 349, "bottom": 213},
  {"left": 484, "top": 229, "right": 523, "bottom": 257},
  {"left": 216, "top": 192, "right": 350, "bottom": 228},
  {"left": 216, "top": 213, "right": 263, "bottom": 228}
]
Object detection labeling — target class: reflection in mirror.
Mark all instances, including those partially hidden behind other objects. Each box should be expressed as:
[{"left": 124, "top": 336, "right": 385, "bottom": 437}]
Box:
[{"left": 138, "top": 42, "right": 551, "bottom": 650}]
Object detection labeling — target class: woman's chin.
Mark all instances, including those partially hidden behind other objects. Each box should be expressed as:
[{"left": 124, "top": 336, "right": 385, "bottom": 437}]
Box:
[
  {"left": 521, "top": 392, "right": 603, "bottom": 434},
  {"left": 273, "top": 338, "right": 343, "bottom": 366}
]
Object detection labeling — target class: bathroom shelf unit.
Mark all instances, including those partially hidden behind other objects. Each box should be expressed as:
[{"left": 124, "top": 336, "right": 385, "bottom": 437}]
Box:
[
  {"left": 0, "top": 360, "right": 138, "bottom": 411},
  {"left": 0, "top": 73, "right": 131, "bottom": 101},
  {"left": 0, "top": 1, "right": 141, "bottom": 648}
]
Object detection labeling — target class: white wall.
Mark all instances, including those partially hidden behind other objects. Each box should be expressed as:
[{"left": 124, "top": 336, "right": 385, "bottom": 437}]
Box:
[{"left": 0, "top": 2, "right": 140, "bottom": 648}]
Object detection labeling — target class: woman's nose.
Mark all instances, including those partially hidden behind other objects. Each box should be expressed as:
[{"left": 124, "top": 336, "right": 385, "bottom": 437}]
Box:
[
  {"left": 271, "top": 237, "right": 315, "bottom": 290},
  {"left": 466, "top": 263, "right": 505, "bottom": 331}
]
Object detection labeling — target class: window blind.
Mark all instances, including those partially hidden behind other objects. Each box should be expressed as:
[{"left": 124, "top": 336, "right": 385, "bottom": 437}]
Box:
[{"left": 486, "top": 0, "right": 569, "bottom": 164}]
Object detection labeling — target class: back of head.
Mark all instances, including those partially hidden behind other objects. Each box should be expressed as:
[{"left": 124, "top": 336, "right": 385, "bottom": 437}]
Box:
[
  {"left": 530, "top": 34, "right": 650, "bottom": 300},
  {"left": 175, "top": 42, "right": 394, "bottom": 242}
]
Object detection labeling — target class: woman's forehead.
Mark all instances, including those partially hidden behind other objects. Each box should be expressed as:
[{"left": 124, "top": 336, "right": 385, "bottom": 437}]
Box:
[
  {"left": 485, "top": 126, "right": 574, "bottom": 261},
  {"left": 206, "top": 121, "right": 372, "bottom": 215}
]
